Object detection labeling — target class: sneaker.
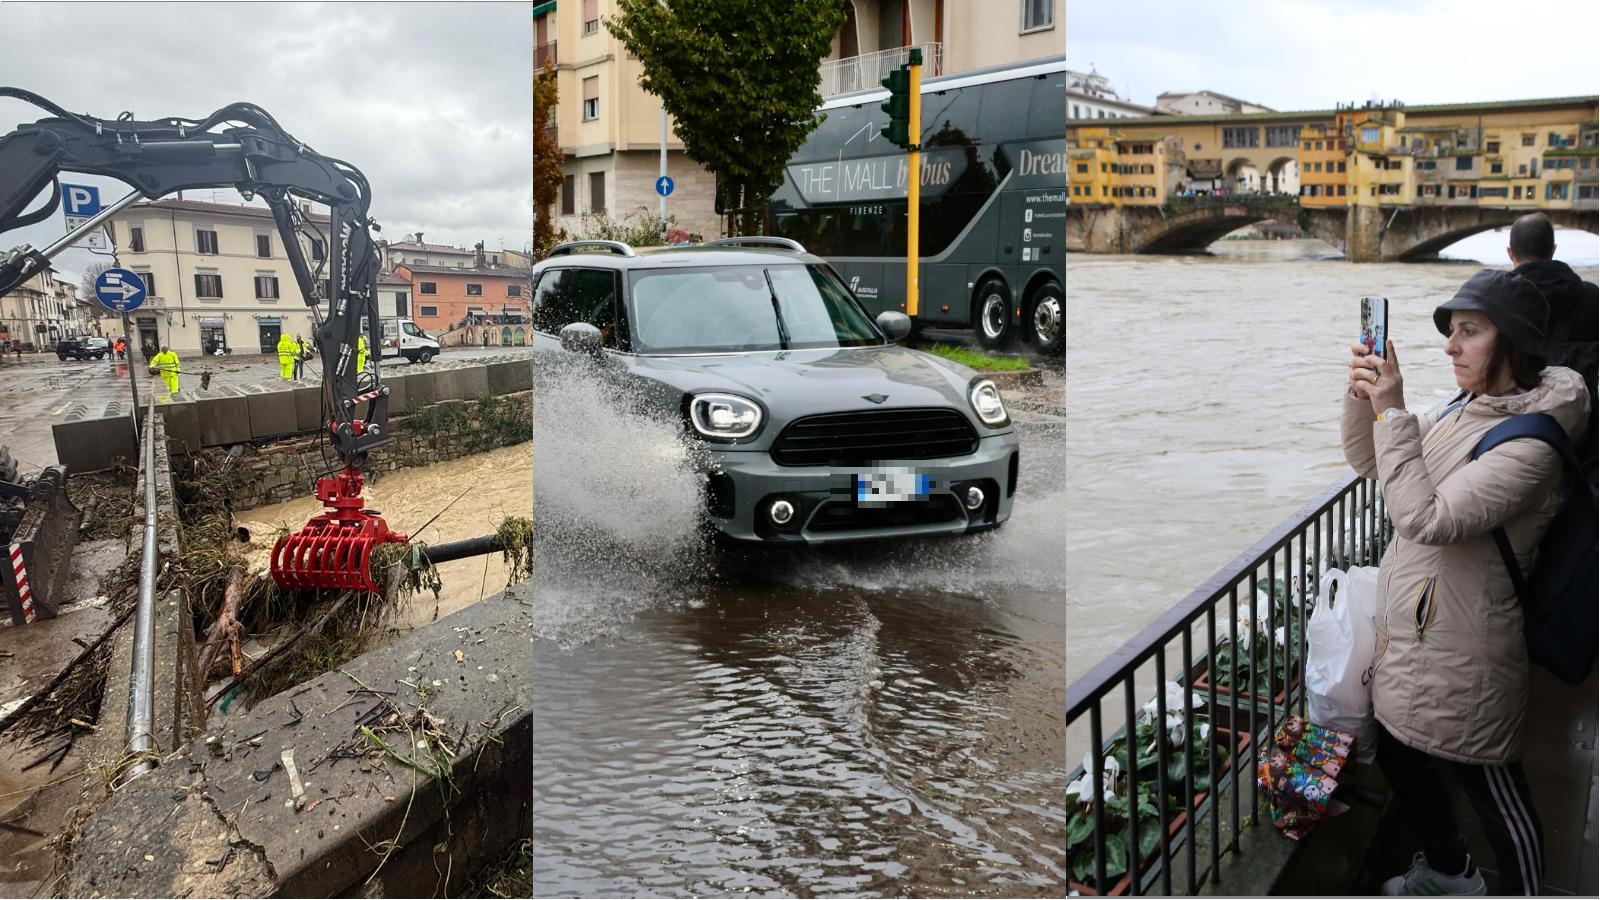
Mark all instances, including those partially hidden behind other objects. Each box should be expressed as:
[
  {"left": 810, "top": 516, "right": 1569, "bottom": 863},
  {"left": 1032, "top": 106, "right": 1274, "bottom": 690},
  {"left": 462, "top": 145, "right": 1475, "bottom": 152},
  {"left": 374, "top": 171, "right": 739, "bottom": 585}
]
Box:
[{"left": 1380, "top": 852, "right": 1487, "bottom": 896}]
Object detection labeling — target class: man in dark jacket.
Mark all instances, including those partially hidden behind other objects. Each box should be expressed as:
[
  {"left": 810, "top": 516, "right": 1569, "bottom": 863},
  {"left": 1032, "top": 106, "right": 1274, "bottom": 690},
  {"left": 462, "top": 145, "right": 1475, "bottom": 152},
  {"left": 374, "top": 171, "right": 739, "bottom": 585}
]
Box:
[{"left": 1508, "top": 212, "right": 1598, "bottom": 462}]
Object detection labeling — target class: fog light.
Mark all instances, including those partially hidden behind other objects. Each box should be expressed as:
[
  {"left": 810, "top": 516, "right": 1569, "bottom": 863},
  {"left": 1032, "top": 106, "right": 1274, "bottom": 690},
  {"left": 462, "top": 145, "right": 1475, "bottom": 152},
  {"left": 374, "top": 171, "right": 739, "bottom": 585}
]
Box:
[
  {"left": 769, "top": 499, "right": 796, "bottom": 526},
  {"left": 963, "top": 486, "right": 985, "bottom": 511}
]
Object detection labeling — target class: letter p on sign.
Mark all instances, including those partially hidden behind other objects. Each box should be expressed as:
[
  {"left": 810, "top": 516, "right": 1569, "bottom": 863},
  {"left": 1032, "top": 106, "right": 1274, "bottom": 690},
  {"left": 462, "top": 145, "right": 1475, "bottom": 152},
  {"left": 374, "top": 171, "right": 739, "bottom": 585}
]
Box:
[{"left": 62, "top": 184, "right": 101, "bottom": 218}]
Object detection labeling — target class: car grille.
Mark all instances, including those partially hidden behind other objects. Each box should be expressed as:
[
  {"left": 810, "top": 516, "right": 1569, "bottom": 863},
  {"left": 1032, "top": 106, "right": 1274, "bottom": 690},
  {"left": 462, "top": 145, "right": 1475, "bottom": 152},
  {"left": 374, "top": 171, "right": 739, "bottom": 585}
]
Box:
[
  {"left": 807, "top": 495, "right": 965, "bottom": 532},
  {"left": 770, "top": 408, "right": 978, "bottom": 467}
]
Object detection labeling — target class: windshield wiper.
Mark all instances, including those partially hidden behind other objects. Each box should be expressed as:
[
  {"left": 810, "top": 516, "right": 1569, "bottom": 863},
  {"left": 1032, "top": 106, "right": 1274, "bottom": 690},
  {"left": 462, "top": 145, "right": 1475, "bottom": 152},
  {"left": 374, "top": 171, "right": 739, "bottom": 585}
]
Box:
[{"left": 762, "top": 269, "right": 791, "bottom": 350}]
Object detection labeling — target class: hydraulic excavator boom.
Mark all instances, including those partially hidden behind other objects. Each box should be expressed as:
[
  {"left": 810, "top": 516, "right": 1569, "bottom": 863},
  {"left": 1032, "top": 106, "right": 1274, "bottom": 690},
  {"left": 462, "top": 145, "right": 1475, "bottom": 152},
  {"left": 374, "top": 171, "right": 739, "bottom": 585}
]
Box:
[{"left": 0, "top": 87, "right": 404, "bottom": 592}]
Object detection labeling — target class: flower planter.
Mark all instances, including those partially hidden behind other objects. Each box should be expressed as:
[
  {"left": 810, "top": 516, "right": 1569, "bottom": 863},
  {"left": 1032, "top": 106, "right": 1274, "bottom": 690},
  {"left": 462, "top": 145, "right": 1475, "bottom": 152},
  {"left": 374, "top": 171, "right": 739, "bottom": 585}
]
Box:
[
  {"left": 1191, "top": 665, "right": 1301, "bottom": 708},
  {"left": 1067, "top": 726, "right": 1255, "bottom": 897}
]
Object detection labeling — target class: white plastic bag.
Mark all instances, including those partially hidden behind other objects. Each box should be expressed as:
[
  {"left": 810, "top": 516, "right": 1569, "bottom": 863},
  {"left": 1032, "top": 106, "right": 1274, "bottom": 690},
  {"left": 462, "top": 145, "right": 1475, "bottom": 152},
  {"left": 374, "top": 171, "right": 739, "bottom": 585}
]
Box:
[{"left": 1305, "top": 566, "right": 1380, "bottom": 763}]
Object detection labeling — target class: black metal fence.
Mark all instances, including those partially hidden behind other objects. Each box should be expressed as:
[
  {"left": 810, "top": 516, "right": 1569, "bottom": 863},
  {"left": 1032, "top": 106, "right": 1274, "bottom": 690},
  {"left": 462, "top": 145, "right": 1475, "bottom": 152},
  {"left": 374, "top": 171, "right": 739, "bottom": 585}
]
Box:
[{"left": 1065, "top": 470, "right": 1390, "bottom": 895}]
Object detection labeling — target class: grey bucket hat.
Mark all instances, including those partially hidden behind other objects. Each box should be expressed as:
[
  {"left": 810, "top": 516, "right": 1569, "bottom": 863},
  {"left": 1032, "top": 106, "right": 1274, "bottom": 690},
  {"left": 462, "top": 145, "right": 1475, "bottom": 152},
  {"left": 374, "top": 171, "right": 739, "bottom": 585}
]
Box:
[{"left": 1433, "top": 268, "right": 1549, "bottom": 357}]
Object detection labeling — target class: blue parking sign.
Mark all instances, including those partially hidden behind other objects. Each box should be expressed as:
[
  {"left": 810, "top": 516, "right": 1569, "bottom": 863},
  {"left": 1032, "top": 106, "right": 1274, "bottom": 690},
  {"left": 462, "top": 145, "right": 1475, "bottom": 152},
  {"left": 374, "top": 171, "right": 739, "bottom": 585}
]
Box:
[{"left": 62, "top": 184, "right": 102, "bottom": 218}]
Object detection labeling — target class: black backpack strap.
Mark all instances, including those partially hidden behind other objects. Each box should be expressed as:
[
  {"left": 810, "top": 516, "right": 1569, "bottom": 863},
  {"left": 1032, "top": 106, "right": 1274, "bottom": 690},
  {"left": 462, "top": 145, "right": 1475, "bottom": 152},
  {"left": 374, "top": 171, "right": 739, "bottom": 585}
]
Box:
[{"left": 1473, "top": 413, "right": 1597, "bottom": 602}]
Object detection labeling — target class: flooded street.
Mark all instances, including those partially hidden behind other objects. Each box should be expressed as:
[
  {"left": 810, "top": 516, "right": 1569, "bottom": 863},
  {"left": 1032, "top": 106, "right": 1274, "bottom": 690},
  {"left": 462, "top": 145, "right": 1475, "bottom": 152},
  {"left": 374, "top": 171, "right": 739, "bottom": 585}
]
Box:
[
  {"left": 1065, "top": 236, "right": 1600, "bottom": 690},
  {"left": 530, "top": 365, "right": 1066, "bottom": 896},
  {"left": 236, "top": 443, "right": 531, "bottom": 625}
]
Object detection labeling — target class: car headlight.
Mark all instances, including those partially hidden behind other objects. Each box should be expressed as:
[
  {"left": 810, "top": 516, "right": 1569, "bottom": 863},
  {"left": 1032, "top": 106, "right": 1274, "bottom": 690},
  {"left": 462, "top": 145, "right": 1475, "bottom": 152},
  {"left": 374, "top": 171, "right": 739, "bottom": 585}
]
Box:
[
  {"left": 968, "top": 378, "right": 1009, "bottom": 427},
  {"left": 689, "top": 393, "right": 764, "bottom": 439}
]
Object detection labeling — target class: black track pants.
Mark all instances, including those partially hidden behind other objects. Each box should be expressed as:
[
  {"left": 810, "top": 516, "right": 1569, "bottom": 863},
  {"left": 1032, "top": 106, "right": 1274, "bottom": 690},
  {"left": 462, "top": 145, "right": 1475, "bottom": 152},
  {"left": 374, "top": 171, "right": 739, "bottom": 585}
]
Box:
[{"left": 1377, "top": 726, "right": 1544, "bottom": 895}]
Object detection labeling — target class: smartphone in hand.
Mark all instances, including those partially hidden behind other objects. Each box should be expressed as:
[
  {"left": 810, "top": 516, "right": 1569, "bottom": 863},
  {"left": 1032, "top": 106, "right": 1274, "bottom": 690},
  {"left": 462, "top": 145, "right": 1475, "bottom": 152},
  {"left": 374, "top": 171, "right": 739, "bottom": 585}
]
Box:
[{"left": 1360, "top": 297, "right": 1389, "bottom": 359}]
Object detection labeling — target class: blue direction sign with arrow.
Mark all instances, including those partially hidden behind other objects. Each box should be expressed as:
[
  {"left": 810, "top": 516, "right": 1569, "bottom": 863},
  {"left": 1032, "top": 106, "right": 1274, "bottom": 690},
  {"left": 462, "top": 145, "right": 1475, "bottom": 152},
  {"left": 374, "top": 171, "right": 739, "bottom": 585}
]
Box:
[
  {"left": 94, "top": 268, "right": 147, "bottom": 313},
  {"left": 655, "top": 175, "right": 675, "bottom": 197}
]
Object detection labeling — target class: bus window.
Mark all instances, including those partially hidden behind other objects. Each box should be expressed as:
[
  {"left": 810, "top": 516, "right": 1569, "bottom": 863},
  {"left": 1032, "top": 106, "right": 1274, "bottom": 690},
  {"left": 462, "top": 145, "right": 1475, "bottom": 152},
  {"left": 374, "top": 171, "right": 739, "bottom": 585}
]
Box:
[{"left": 921, "top": 86, "right": 981, "bottom": 149}]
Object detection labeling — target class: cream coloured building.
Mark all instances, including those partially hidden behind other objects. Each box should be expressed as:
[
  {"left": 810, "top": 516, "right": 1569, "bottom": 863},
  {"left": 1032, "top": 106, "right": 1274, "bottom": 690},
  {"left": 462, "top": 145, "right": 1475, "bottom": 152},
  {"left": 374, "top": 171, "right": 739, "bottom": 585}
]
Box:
[
  {"left": 109, "top": 198, "right": 327, "bottom": 357},
  {"left": 538, "top": 0, "right": 1064, "bottom": 241}
]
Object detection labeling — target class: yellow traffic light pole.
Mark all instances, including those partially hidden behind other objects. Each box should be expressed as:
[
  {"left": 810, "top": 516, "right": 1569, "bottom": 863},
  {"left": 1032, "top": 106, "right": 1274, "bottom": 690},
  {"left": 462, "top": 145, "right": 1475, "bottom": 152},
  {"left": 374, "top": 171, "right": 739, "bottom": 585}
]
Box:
[{"left": 906, "top": 50, "right": 922, "bottom": 318}]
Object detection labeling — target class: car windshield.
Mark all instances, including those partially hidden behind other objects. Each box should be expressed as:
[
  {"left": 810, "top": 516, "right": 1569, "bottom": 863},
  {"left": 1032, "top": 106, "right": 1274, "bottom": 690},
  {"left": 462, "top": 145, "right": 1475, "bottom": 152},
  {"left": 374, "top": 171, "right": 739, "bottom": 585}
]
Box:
[{"left": 626, "top": 264, "right": 881, "bottom": 354}]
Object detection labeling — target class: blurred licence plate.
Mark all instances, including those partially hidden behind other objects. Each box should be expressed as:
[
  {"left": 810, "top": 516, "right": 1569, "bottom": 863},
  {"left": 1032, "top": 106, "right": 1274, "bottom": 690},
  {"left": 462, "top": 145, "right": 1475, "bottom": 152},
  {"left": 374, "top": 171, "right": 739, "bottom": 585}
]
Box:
[{"left": 855, "top": 469, "right": 929, "bottom": 506}]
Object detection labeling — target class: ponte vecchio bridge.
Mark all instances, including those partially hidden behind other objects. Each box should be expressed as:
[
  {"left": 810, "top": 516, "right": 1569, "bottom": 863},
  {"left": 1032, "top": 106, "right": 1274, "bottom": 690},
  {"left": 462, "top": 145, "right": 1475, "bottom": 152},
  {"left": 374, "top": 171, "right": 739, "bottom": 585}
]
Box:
[{"left": 1066, "top": 95, "right": 1598, "bottom": 261}]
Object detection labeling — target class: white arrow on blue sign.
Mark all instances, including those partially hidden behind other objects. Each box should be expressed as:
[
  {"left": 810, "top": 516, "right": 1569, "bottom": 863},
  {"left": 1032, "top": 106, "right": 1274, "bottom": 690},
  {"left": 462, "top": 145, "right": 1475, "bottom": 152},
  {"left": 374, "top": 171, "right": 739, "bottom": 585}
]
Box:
[
  {"left": 655, "top": 175, "right": 675, "bottom": 197},
  {"left": 62, "top": 184, "right": 102, "bottom": 218},
  {"left": 94, "top": 268, "right": 147, "bottom": 313}
]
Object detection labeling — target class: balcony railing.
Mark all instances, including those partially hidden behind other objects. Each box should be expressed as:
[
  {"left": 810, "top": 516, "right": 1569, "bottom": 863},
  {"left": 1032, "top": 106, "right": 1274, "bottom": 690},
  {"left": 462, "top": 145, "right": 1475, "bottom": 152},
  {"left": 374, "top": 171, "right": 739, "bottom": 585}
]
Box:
[
  {"left": 1067, "top": 470, "right": 1389, "bottom": 894},
  {"left": 817, "top": 42, "right": 942, "bottom": 98},
  {"left": 535, "top": 40, "right": 557, "bottom": 70}
]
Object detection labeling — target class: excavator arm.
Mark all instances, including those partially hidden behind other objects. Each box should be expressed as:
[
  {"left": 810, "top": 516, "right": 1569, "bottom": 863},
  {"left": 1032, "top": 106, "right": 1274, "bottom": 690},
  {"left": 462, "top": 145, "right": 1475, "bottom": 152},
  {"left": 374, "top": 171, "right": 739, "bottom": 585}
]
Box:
[{"left": 0, "top": 88, "right": 404, "bottom": 592}]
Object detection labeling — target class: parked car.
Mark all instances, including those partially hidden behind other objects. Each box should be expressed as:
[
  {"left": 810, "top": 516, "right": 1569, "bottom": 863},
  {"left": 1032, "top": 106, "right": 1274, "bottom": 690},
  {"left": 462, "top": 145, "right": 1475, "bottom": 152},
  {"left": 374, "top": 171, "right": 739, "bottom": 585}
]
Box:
[
  {"left": 56, "top": 336, "right": 109, "bottom": 361},
  {"left": 531, "top": 238, "right": 1020, "bottom": 544}
]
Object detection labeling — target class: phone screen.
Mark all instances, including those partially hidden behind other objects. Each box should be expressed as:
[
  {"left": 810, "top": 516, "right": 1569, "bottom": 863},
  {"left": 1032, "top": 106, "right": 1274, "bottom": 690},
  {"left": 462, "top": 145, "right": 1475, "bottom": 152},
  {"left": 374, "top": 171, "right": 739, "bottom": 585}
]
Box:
[{"left": 1360, "top": 297, "right": 1389, "bottom": 360}]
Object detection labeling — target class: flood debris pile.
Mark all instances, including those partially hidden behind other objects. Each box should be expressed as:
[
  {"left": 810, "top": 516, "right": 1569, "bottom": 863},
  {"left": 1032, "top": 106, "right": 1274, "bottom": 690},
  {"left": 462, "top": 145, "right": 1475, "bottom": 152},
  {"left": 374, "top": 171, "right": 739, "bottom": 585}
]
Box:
[{"left": 172, "top": 448, "right": 532, "bottom": 717}]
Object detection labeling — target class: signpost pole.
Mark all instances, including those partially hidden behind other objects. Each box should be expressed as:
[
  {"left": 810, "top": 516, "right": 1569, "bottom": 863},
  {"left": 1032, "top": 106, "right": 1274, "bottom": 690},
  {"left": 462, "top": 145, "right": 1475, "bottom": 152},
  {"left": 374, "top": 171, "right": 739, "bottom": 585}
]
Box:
[
  {"left": 659, "top": 105, "right": 669, "bottom": 242},
  {"left": 906, "top": 49, "right": 922, "bottom": 318},
  {"left": 122, "top": 310, "right": 141, "bottom": 446}
]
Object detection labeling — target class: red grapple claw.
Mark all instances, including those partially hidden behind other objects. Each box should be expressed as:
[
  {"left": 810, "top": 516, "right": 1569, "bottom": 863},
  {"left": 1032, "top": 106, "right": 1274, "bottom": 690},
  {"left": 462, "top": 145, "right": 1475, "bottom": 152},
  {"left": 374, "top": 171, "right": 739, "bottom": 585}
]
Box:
[{"left": 270, "top": 466, "right": 407, "bottom": 594}]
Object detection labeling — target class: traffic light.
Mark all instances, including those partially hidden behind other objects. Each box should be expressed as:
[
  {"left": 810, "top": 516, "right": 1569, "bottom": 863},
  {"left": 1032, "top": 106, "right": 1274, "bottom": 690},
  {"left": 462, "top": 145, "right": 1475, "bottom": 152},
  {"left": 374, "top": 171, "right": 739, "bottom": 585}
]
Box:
[{"left": 880, "top": 66, "right": 911, "bottom": 149}]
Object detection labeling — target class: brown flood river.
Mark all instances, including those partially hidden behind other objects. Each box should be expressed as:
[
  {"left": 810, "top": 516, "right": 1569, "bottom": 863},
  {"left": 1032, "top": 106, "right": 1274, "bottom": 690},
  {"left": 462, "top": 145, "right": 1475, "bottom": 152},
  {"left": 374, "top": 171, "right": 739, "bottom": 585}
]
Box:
[
  {"left": 1066, "top": 237, "right": 1599, "bottom": 693},
  {"left": 237, "top": 443, "right": 531, "bottom": 627}
]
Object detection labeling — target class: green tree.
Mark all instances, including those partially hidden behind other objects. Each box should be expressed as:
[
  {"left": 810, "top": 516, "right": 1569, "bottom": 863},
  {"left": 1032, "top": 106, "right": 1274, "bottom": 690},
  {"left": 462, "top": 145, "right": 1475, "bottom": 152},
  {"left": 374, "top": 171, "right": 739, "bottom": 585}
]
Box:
[
  {"left": 606, "top": 0, "right": 846, "bottom": 236},
  {"left": 532, "top": 61, "right": 566, "bottom": 258}
]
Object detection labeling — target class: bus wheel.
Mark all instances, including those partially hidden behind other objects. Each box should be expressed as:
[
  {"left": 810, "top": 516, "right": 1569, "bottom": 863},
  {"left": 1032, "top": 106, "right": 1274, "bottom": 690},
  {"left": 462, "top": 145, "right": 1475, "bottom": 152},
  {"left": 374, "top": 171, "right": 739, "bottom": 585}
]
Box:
[
  {"left": 972, "top": 278, "right": 1012, "bottom": 351},
  {"left": 1024, "top": 282, "right": 1063, "bottom": 356}
]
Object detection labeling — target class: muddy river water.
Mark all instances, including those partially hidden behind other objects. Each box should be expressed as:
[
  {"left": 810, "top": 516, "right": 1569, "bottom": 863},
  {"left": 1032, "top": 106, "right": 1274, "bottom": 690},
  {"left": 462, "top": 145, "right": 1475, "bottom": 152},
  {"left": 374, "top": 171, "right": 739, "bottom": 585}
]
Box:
[
  {"left": 529, "top": 368, "right": 1067, "bottom": 896},
  {"left": 1066, "top": 235, "right": 1599, "bottom": 692}
]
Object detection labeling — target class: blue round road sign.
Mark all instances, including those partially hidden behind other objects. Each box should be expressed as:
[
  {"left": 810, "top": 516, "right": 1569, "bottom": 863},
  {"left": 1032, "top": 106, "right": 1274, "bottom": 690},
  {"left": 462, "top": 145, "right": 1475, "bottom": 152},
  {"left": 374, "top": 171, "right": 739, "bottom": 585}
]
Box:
[
  {"left": 655, "top": 175, "right": 675, "bottom": 197},
  {"left": 94, "top": 268, "right": 147, "bottom": 313}
]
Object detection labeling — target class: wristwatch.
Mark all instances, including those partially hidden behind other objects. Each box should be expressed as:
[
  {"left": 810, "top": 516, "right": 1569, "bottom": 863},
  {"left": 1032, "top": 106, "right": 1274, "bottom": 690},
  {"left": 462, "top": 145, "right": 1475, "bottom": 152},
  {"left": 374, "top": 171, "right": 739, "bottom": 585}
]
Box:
[{"left": 1377, "top": 407, "right": 1407, "bottom": 422}]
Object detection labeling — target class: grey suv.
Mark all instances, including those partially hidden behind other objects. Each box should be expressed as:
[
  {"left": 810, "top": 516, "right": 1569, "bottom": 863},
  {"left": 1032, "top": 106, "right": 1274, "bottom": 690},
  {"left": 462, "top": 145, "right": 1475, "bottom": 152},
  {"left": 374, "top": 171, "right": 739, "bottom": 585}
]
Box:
[{"left": 531, "top": 238, "right": 1020, "bottom": 544}]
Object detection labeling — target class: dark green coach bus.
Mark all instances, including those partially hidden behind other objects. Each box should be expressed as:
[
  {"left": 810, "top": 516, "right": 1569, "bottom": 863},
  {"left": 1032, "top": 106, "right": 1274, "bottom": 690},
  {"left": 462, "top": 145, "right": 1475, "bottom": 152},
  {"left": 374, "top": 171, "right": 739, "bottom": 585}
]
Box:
[{"left": 767, "top": 56, "right": 1065, "bottom": 353}]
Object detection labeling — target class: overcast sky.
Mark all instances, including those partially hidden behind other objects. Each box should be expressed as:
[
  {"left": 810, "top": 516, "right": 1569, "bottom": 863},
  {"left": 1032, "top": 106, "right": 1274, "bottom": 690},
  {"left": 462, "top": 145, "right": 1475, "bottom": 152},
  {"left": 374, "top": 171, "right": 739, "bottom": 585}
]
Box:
[
  {"left": 1068, "top": 0, "right": 1598, "bottom": 112},
  {"left": 0, "top": 2, "right": 530, "bottom": 287}
]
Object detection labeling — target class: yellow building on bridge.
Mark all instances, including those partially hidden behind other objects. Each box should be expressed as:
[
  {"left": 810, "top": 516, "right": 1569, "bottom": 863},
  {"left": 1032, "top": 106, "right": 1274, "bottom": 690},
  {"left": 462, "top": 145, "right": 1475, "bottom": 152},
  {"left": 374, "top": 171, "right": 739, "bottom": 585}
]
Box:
[{"left": 1066, "top": 95, "right": 1598, "bottom": 259}]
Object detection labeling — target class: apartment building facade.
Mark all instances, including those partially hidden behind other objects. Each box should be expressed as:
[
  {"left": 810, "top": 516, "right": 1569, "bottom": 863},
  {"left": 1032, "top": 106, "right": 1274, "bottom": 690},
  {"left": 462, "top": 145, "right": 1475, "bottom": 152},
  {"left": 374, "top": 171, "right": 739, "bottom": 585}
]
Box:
[
  {"left": 0, "top": 268, "right": 94, "bottom": 349},
  {"left": 392, "top": 263, "right": 531, "bottom": 344},
  {"left": 108, "top": 198, "right": 331, "bottom": 356},
  {"left": 538, "top": 0, "right": 1065, "bottom": 241}
]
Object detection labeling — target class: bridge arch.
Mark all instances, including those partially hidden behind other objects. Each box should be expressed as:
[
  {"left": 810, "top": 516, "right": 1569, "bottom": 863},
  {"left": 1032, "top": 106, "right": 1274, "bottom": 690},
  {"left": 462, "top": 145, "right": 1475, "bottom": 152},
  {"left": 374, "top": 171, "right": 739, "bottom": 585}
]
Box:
[
  {"left": 1265, "top": 156, "right": 1298, "bottom": 195},
  {"left": 1139, "top": 214, "right": 1285, "bottom": 253},
  {"left": 1224, "top": 157, "right": 1260, "bottom": 193}
]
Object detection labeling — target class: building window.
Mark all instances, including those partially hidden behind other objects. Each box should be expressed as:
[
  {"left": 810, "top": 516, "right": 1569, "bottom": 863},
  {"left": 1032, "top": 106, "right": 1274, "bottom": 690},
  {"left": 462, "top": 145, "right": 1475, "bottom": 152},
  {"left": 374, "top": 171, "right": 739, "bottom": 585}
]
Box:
[
  {"left": 1337, "top": 161, "right": 1346, "bottom": 172},
  {"left": 129, "top": 225, "right": 145, "bottom": 253},
  {"left": 561, "top": 175, "right": 576, "bottom": 215},
  {"left": 1490, "top": 163, "right": 1503, "bottom": 174},
  {"left": 419, "top": 281, "right": 438, "bottom": 295},
  {"left": 1486, "top": 140, "right": 1500, "bottom": 153},
  {"left": 466, "top": 283, "right": 483, "bottom": 296},
  {"left": 1360, "top": 126, "right": 1379, "bottom": 144},
  {"left": 1021, "top": 0, "right": 1053, "bottom": 30},
  {"left": 507, "top": 283, "right": 523, "bottom": 297},
  {"left": 256, "top": 234, "right": 272, "bottom": 258},
  {"left": 196, "top": 229, "right": 219, "bottom": 255},
  {"left": 1455, "top": 156, "right": 1472, "bottom": 171},
  {"left": 582, "top": 0, "right": 599, "bottom": 33},
  {"left": 395, "top": 292, "right": 409, "bottom": 318},
  {"left": 194, "top": 273, "right": 223, "bottom": 298},
  {"left": 134, "top": 270, "right": 155, "bottom": 297},
  {"left": 582, "top": 76, "right": 599, "bottom": 121},
  {"left": 420, "top": 305, "right": 438, "bottom": 317},
  {"left": 1522, "top": 133, "right": 1535, "bottom": 146},
  {"left": 589, "top": 171, "right": 606, "bottom": 213},
  {"left": 1222, "top": 126, "right": 1259, "bottom": 148},
  {"left": 1338, "top": 185, "right": 1346, "bottom": 196},
  {"left": 1265, "top": 125, "right": 1300, "bottom": 147},
  {"left": 254, "top": 274, "right": 280, "bottom": 299}
]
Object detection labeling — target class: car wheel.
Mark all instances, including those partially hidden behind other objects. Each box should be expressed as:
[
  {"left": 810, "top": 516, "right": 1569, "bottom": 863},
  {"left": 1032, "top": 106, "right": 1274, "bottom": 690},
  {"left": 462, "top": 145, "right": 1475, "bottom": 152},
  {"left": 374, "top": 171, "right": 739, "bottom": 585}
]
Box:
[
  {"left": 1023, "top": 282, "right": 1063, "bottom": 356},
  {"left": 971, "top": 277, "right": 1013, "bottom": 351},
  {"left": 415, "top": 349, "right": 434, "bottom": 364}
]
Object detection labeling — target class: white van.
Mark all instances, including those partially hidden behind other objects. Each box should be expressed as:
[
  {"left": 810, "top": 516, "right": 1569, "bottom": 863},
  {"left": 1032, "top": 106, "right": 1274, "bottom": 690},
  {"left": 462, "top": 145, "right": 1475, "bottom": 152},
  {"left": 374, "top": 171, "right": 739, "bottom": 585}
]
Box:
[{"left": 380, "top": 318, "right": 440, "bottom": 364}]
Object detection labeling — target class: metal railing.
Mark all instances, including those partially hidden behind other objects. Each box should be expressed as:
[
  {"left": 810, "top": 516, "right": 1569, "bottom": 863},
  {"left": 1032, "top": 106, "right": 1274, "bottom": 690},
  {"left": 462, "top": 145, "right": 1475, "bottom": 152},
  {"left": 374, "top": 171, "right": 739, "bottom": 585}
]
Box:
[
  {"left": 125, "top": 390, "right": 158, "bottom": 779},
  {"left": 535, "top": 40, "right": 557, "bottom": 70},
  {"left": 817, "top": 42, "right": 943, "bottom": 97},
  {"left": 1065, "top": 470, "right": 1389, "bottom": 895}
]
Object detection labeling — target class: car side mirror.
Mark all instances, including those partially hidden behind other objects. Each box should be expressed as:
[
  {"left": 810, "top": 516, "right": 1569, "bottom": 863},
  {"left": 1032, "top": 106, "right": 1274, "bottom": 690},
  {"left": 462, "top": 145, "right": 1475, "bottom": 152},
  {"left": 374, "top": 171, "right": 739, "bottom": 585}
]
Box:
[
  {"left": 876, "top": 311, "right": 912, "bottom": 343},
  {"left": 559, "top": 322, "right": 604, "bottom": 356}
]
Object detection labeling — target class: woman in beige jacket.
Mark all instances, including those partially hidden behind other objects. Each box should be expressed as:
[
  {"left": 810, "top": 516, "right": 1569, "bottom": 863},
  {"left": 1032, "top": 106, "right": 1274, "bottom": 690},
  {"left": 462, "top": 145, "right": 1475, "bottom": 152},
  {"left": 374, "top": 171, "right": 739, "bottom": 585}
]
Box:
[{"left": 1343, "top": 268, "right": 1589, "bottom": 897}]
